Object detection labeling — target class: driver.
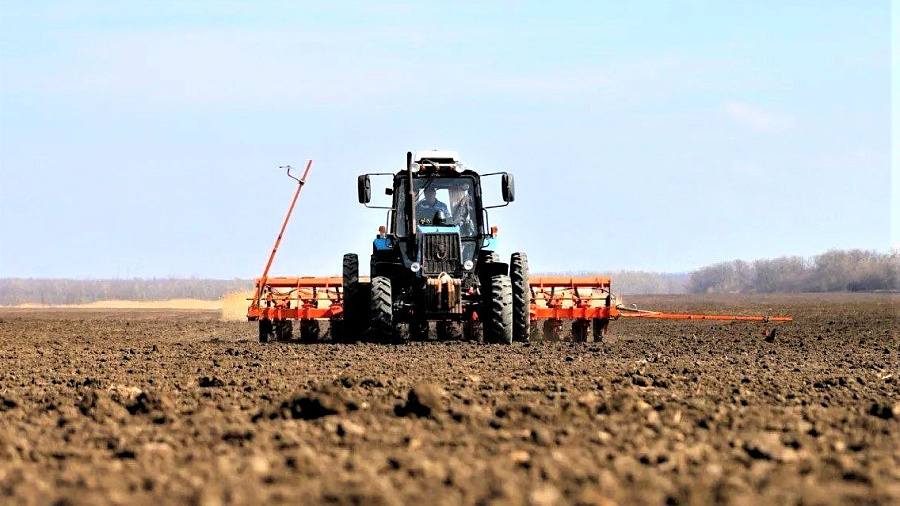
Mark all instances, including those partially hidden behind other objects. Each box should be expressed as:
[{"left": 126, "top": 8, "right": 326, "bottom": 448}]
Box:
[
  {"left": 416, "top": 187, "right": 450, "bottom": 223},
  {"left": 452, "top": 181, "right": 475, "bottom": 234}
]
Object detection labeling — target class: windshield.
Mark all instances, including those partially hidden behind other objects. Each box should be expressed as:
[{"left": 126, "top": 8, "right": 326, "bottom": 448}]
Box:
[{"left": 395, "top": 176, "right": 478, "bottom": 238}]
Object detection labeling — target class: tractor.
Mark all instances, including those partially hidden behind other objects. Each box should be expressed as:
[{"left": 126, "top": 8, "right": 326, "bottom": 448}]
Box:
[
  {"left": 341, "top": 150, "right": 530, "bottom": 344},
  {"left": 247, "top": 159, "right": 792, "bottom": 344}
]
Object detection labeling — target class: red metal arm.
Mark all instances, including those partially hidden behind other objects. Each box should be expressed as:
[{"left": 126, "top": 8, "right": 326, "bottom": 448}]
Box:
[{"left": 251, "top": 160, "right": 313, "bottom": 310}]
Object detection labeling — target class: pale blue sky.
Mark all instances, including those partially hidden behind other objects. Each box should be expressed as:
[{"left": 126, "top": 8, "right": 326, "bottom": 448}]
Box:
[{"left": 0, "top": 1, "right": 894, "bottom": 278}]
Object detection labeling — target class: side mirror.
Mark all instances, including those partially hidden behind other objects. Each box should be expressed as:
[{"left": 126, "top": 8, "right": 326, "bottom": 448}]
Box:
[
  {"left": 357, "top": 175, "right": 371, "bottom": 204},
  {"left": 501, "top": 173, "right": 515, "bottom": 202}
]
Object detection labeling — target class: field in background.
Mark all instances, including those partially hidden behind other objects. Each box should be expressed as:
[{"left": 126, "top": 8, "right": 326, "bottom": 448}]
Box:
[
  {"left": 12, "top": 299, "right": 222, "bottom": 310},
  {"left": 0, "top": 269, "right": 697, "bottom": 306},
  {"left": 5, "top": 291, "right": 256, "bottom": 321},
  {"left": 1, "top": 249, "right": 895, "bottom": 307}
]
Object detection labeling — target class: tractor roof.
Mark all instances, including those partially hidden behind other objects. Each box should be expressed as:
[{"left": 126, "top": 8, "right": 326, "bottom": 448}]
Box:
[{"left": 413, "top": 150, "right": 460, "bottom": 171}]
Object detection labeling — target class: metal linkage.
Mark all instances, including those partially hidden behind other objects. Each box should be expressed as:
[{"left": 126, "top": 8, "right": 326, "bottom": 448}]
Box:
[{"left": 617, "top": 306, "right": 793, "bottom": 322}]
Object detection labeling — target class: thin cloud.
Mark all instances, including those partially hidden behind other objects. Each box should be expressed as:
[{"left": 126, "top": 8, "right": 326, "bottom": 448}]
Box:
[
  {"left": 3, "top": 24, "right": 749, "bottom": 111},
  {"left": 724, "top": 100, "right": 795, "bottom": 133}
]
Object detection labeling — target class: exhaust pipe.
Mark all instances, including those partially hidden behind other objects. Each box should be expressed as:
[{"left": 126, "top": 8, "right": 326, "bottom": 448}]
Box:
[{"left": 406, "top": 151, "right": 416, "bottom": 255}]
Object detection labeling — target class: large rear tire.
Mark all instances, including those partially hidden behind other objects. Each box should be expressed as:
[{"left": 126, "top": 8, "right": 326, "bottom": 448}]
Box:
[
  {"left": 483, "top": 275, "right": 513, "bottom": 344},
  {"left": 341, "top": 253, "right": 361, "bottom": 343},
  {"left": 370, "top": 276, "right": 393, "bottom": 343},
  {"left": 510, "top": 252, "right": 531, "bottom": 342}
]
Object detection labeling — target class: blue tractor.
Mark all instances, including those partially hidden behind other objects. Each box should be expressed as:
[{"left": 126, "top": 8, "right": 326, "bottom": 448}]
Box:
[{"left": 340, "top": 150, "right": 530, "bottom": 344}]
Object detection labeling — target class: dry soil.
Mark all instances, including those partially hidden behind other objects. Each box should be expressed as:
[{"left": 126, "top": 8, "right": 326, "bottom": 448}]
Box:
[{"left": 0, "top": 293, "right": 897, "bottom": 505}]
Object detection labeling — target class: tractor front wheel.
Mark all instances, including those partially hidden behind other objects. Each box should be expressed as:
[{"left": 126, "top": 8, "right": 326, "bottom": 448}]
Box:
[
  {"left": 510, "top": 252, "right": 531, "bottom": 342},
  {"left": 370, "top": 276, "right": 393, "bottom": 343},
  {"left": 341, "top": 253, "right": 362, "bottom": 343},
  {"left": 484, "top": 275, "right": 513, "bottom": 344}
]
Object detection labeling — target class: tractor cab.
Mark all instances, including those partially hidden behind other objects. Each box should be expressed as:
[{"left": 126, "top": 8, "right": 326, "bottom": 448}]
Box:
[
  {"left": 357, "top": 151, "right": 515, "bottom": 277},
  {"left": 395, "top": 172, "right": 481, "bottom": 274},
  {"left": 391, "top": 152, "right": 492, "bottom": 267},
  {"left": 399, "top": 176, "right": 478, "bottom": 234}
]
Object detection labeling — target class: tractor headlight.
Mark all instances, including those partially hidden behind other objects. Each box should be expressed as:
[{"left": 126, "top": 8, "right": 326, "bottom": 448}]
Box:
[
  {"left": 463, "top": 260, "right": 474, "bottom": 270},
  {"left": 410, "top": 262, "right": 421, "bottom": 273}
]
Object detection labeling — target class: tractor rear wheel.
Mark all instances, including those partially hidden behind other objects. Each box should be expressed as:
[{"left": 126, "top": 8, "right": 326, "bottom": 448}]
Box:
[
  {"left": 300, "top": 319, "right": 320, "bottom": 343},
  {"left": 258, "top": 318, "right": 275, "bottom": 343},
  {"left": 510, "top": 252, "right": 531, "bottom": 342},
  {"left": 341, "top": 253, "right": 362, "bottom": 343},
  {"left": 370, "top": 276, "right": 393, "bottom": 343},
  {"left": 484, "top": 275, "right": 513, "bottom": 344}
]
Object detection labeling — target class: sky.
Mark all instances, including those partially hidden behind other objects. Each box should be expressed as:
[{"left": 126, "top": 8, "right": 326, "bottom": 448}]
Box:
[{"left": 0, "top": 1, "right": 895, "bottom": 279}]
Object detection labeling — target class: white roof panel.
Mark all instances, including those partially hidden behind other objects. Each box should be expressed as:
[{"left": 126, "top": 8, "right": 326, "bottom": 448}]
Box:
[{"left": 414, "top": 149, "right": 459, "bottom": 163}]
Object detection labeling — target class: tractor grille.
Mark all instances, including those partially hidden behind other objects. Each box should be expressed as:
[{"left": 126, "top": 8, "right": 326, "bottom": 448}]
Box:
[{"left": 422, "top": 233, "right": 461, "bottom": 275}]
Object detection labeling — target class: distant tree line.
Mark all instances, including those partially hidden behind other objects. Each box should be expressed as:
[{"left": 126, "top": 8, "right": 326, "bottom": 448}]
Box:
[
  {"left": 0, "top": 278, "right": 253, "bottom": 306},
  {"left": 686, "top": 249, "right": 899, "bottom": 293},
  {"left": 1, "top": 249, "right": 896, "bottom": 305},
  {"left": 564, "top": 271, "right": 688, "bottom": 295}
]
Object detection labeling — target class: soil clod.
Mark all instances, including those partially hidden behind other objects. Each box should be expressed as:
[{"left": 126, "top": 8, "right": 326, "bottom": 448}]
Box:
[{"left": 395, "top": 383, "right": 444, "bottom": 418}]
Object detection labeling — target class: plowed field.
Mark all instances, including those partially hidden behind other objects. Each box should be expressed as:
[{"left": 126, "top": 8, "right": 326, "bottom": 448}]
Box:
[{"left": 1, "top": 294, "right": 897, "bottom": 505}]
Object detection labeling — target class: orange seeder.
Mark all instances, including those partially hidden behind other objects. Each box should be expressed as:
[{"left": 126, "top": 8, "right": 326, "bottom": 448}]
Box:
[
  {"left": 248, "top": 157, "right": 792, "bottom": 343},
  {"left": 525, "top": 276, "right": 791, "bottom": 341}
]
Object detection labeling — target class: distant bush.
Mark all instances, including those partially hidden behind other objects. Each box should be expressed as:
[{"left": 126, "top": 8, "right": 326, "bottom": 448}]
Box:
[{"left": 687, "top": 249, "right": 899, "bottom": 293}]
